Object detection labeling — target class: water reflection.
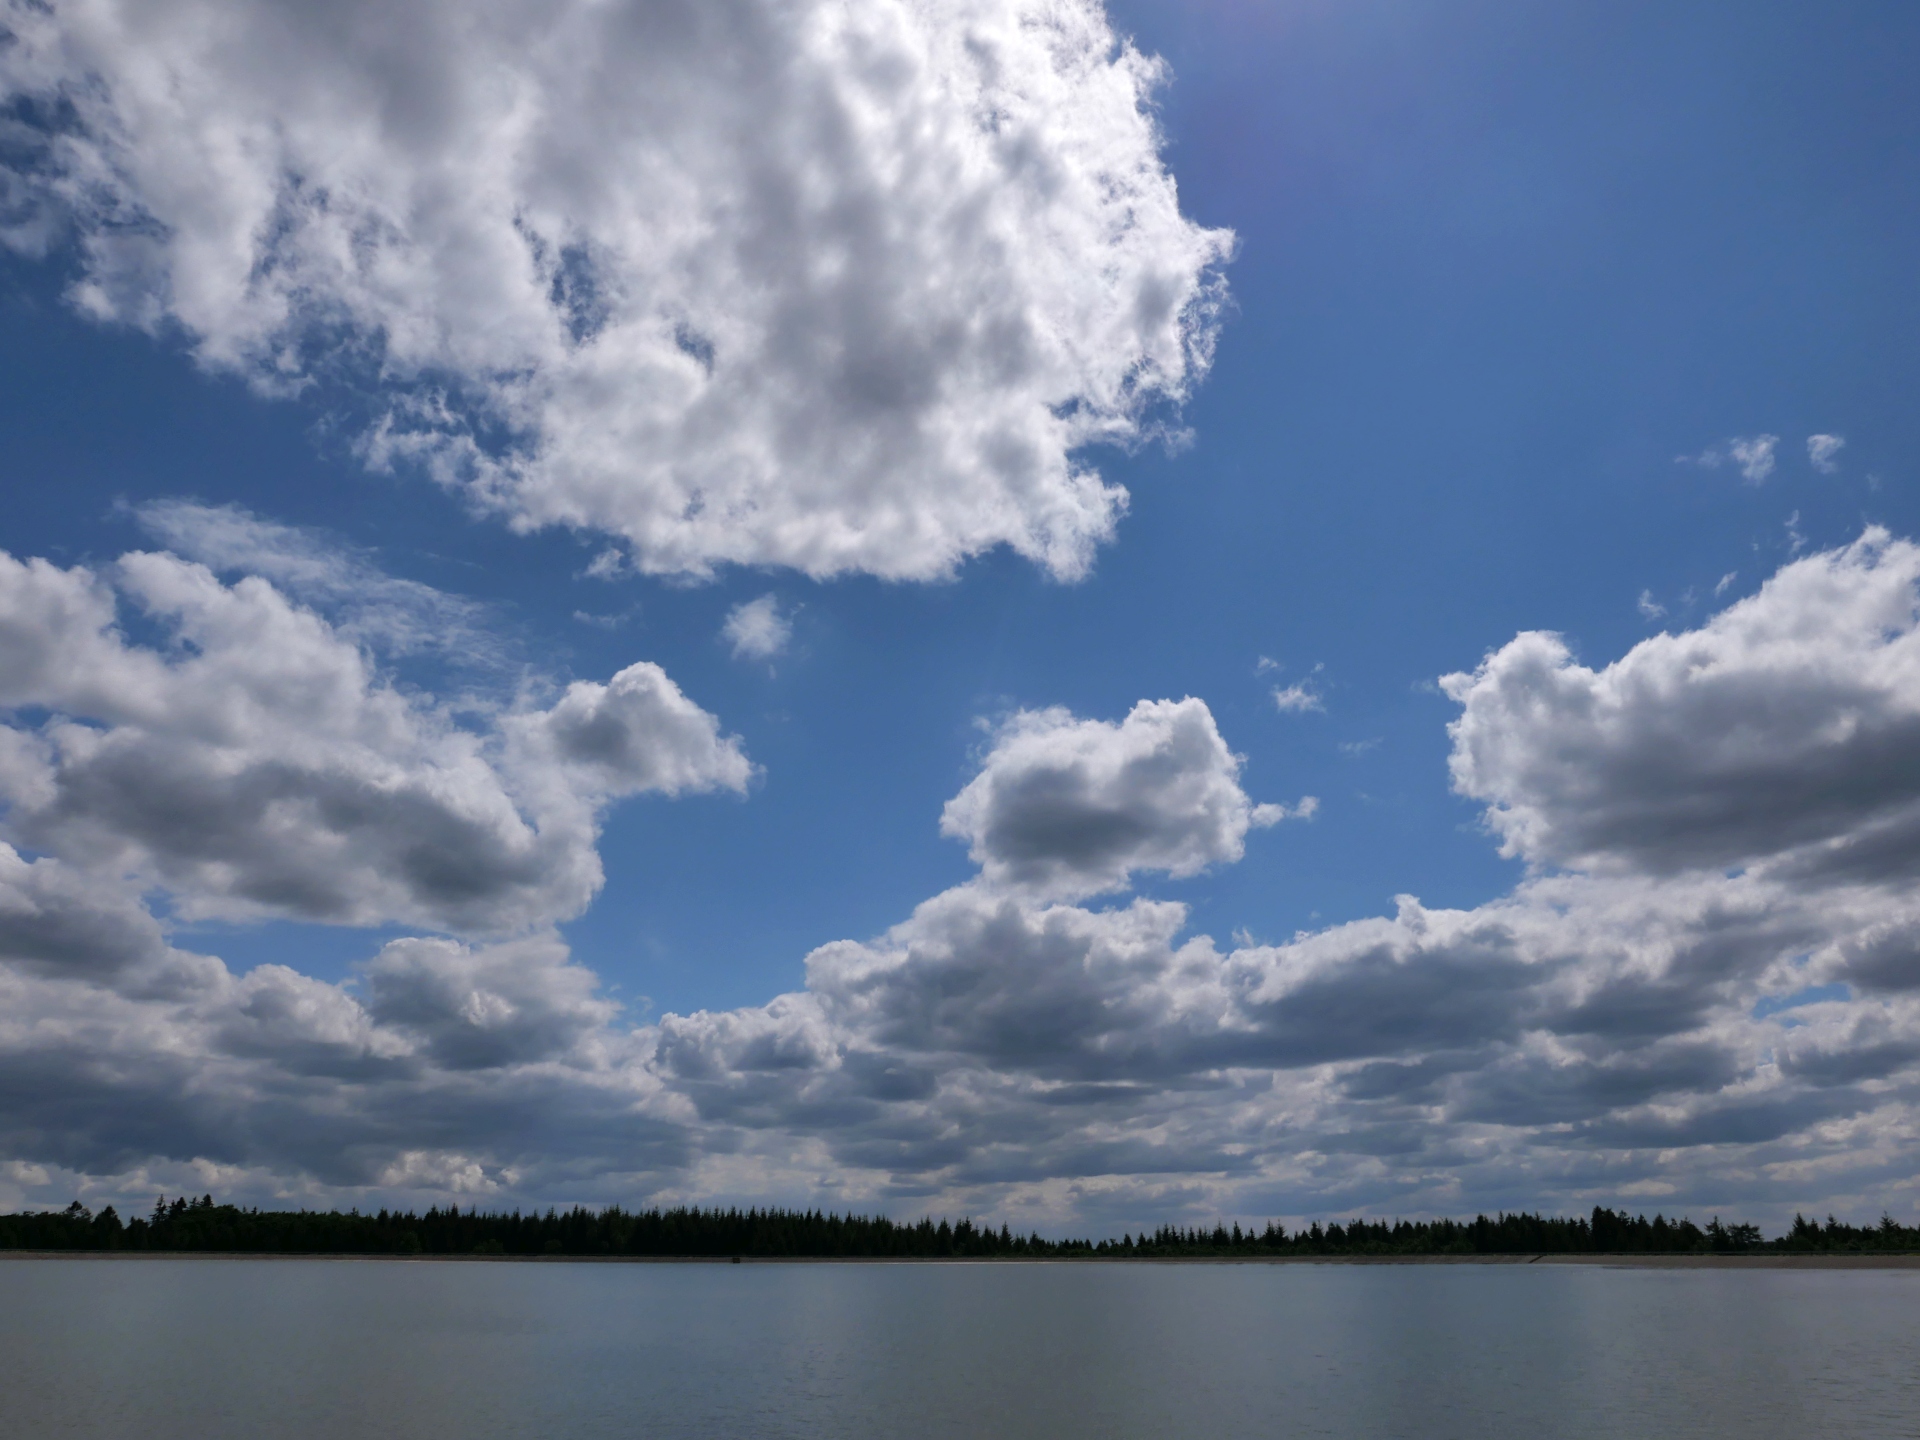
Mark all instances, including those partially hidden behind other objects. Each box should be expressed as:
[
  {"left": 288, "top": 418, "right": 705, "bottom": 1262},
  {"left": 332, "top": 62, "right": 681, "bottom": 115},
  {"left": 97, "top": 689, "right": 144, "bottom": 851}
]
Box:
[{"left": 0, "top": 1259, "right": 1914, "bottom": 1439}]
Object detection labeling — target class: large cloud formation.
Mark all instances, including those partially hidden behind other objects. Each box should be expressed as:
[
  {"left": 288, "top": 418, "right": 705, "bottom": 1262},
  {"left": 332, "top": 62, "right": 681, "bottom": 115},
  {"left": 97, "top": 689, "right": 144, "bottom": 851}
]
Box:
[
  {"left": 1446, "top": 529, "right": 1920, "bottom": 884},
  {"left": 0, "top": 519, "right": 742, "bottom": 1198},
  {"left": 0, "top": 0, "right": 1229, "bottom": 581},
  {"left": 0, "top": 520, "right": 751, "bottom": 936},
  {"left": 6, "top": 535, "right": 1920, "bottom": 1232}
]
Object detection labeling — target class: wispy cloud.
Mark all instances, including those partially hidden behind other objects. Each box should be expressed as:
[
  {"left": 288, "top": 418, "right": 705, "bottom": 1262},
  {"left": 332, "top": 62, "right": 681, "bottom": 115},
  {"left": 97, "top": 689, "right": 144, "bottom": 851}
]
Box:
[
  {"left": 1271, "top": 662, "right": 1325, "bottom": 713},
  {"left": 1808, "top": 434, "right": 1846, "bottom": 474},
  {"left": 1637, "top": 589, "right": 1666, "bottom": 621},
  {"left": 1679, "top": 434, "right": 1779, "bottom": 484},
  {"left": 722, "top": 595, "right": 793, "bottom": 662},
  {"left": 1729, "top": 434, "right": 1779, "bottom": 483},
  {"left": 132, "top": 500, "right": 508, "bottom": 667}
]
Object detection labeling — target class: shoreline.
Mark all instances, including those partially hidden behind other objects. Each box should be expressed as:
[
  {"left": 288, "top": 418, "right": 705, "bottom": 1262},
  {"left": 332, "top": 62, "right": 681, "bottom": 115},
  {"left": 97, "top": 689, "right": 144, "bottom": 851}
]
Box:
[{"left": 3, "top": 1250, "right": 1918, "bottom": 1268}]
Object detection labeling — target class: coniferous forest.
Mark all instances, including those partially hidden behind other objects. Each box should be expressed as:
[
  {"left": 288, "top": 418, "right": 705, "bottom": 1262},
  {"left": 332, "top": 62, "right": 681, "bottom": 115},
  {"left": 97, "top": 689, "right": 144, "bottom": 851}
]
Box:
[{"left": 2, "top": 1196, "right": 1915, "bottom": 1258}]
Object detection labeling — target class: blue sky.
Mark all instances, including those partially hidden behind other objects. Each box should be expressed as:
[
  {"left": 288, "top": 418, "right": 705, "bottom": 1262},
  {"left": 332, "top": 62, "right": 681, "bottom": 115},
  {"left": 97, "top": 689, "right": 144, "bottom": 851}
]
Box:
[{"left": 3, "top": 0, "right": 1920, "bottom": 1229}]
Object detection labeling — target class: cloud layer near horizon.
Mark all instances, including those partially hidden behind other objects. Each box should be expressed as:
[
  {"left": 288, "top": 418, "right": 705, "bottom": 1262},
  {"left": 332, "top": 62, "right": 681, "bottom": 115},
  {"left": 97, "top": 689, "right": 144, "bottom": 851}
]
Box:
[
  {"left": 0, "top": 0, "right": 1229, "bottom": 581},
  {"left": 5, "top": 530, "right": 1920, "bottom": 1228}
]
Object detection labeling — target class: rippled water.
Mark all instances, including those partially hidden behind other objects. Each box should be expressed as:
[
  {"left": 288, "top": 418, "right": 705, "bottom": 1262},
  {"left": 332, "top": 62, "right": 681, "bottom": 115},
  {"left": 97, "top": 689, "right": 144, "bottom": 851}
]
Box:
[{"left": 2, "top": 1258, "right": 1916, "bottom": 1438}]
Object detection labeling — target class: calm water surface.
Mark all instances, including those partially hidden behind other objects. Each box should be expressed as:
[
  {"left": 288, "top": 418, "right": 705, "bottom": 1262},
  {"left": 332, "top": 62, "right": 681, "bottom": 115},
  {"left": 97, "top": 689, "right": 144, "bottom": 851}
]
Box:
[{"left": 1, "top": 1258, "right": 1915, "bottom": 1438}]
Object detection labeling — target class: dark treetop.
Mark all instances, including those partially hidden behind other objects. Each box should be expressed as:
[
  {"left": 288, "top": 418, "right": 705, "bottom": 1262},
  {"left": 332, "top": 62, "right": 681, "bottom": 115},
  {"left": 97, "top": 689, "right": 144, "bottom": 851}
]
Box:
[{"left": 4, "top": 1196, "right": 1915, "bottom": 1258}]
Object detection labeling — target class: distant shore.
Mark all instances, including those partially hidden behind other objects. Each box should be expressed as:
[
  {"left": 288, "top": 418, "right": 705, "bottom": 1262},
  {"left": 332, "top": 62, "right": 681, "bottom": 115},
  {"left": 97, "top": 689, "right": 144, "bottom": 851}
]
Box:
[
  {"left": 5, "top": 1249, "right": 1918, "bottom": 1268},
  {"left": 17, "top": 1200, "right": 1910, "bottom": 1265}
]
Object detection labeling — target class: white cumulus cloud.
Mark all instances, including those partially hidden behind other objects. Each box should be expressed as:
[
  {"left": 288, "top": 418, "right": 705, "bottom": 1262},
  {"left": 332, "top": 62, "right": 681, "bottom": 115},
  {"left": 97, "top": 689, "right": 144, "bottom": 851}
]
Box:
[
  {"left": 939, "top": 698, "right": 1293, "bottom": 900},
  {"left": 1444, "top": 529, "right": 1920, "bottom": 884},
  {"left": 0, "top": 0, "right": 1231, "bottom": 583},
  {"left": 0, "top": 536, "right": 749, "bottom": 935},
  {"left": 11, "top": 545, "right": 1920, "bottom": 1231}
]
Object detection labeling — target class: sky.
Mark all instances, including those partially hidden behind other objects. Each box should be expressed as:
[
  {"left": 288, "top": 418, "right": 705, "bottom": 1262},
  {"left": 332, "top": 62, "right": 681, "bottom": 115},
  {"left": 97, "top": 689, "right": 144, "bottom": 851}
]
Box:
[{"left": 2, "top": 0, "right": 1919, "bottom": 1233}]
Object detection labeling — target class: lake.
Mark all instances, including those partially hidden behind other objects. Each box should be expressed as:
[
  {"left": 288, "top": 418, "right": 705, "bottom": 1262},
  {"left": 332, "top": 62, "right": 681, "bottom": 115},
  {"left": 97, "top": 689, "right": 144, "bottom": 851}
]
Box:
[{"left": 1, "top": 1258, "right": 1915, "bottom": 1438}]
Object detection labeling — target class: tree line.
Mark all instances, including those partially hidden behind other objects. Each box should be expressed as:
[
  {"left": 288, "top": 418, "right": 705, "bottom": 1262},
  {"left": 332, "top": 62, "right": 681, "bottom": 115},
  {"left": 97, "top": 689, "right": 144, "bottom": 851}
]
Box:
[{"left": 1, "top": 1194, "right": 1913, "bottom": 1257}]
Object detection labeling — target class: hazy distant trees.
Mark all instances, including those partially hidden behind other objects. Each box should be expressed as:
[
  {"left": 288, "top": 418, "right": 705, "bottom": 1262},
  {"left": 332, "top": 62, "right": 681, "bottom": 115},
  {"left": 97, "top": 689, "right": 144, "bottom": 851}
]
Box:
[{"left": 1, "top": 1198, "right": 1913, "bottom": 1258}]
